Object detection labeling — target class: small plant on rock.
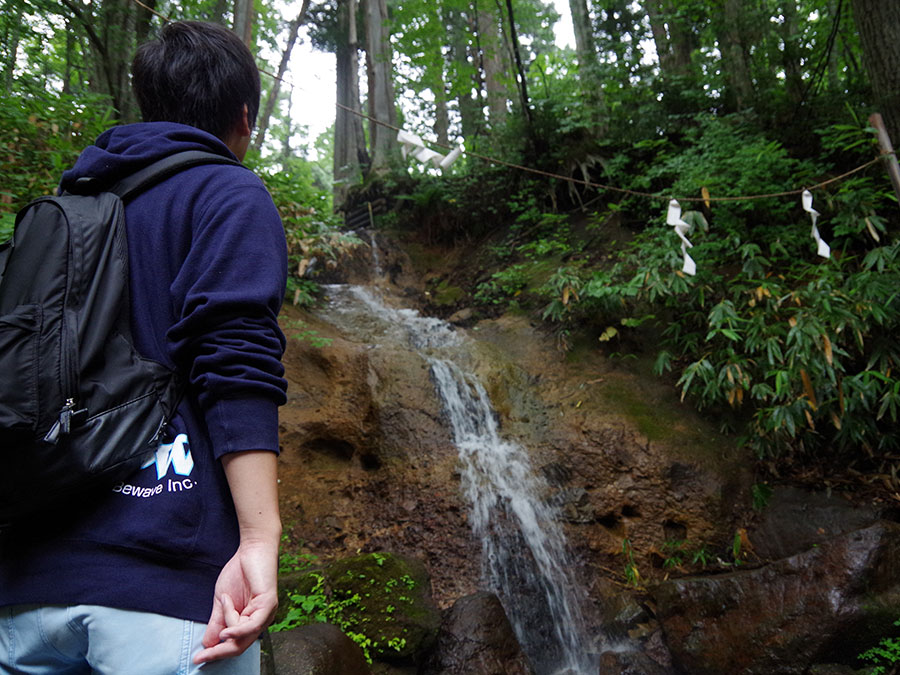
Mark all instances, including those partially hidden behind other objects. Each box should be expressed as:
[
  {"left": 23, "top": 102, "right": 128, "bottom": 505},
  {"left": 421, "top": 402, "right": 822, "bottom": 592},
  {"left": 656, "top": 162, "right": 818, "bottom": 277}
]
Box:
[{"left": 858, "top": 619, "right": 900, "bottom": 675}]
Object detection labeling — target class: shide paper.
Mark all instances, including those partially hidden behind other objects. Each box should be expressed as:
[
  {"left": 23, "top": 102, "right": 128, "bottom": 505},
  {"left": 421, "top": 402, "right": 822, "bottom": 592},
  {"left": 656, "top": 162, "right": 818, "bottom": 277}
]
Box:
[
  {"left": 666, "top": 199, "right": 696, "bottom": 276},
  {"left": 802, "top": 190, "right": 830, "bottom": 259},
  {"left": 397, "top": 130, "right": 463, "bottom": 172}
]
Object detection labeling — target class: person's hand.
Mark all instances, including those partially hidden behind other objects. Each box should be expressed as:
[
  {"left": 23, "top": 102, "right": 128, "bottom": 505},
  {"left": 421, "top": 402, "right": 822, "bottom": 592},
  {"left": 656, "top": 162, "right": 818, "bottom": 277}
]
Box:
[{"left": 193, "top": 537, "right": 279, "bottom": 664}]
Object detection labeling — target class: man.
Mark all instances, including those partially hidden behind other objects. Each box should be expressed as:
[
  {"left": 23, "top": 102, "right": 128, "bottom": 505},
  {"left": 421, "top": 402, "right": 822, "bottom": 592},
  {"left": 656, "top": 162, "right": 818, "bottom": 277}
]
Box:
[{"left": 0, "top": 21, "right": 286, "bottom": 674}]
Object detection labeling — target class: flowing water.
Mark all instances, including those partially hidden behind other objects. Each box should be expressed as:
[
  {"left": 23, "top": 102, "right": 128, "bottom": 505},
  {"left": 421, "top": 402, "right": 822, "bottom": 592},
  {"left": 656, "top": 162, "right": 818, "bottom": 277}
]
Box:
[{"left": 319, "top": 273, "right": 596, "bottom": 673}]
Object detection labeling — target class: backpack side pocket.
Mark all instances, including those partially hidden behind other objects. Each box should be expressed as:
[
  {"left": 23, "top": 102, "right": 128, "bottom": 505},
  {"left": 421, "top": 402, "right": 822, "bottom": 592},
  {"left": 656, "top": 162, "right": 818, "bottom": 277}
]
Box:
[{"left": 0, "top": 304, "right": 42, "bottom": 430}]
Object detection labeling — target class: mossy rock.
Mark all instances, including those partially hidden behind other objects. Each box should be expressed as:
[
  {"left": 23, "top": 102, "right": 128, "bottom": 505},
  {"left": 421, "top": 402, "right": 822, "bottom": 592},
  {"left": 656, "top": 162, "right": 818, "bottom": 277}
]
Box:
[
  {"left": 431, "top": 280, "right": 465, "bottom": 307},
  {"left": 274, "top": 568, "right": 324, "bottom": 625},
  {"left": 324, "top": 552, "right": 440, "bottom": 665}
]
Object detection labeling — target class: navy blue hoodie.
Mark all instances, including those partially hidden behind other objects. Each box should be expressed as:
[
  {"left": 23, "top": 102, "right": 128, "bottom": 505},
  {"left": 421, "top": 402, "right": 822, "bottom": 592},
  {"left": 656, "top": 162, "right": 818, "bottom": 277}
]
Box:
[{"left": 0, "top": 122, "right": 288, "bottom": 623}]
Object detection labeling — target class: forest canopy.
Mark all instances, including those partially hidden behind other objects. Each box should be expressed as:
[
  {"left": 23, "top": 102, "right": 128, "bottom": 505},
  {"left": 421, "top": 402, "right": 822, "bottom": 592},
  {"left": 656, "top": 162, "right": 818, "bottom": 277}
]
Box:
[{"left": 3, "top": 0, "right": 900, "bottom": 484}]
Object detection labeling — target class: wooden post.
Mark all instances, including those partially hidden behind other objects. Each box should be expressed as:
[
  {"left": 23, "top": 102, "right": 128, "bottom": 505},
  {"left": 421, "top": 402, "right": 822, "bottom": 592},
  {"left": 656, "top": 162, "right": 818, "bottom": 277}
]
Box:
[{"left": 869, "top": 113, "right": 900, "bottom": 206}]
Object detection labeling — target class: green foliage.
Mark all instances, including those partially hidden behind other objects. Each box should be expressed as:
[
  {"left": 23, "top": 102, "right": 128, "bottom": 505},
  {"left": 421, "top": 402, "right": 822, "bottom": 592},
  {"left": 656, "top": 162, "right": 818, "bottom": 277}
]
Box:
[
  {"left": 272, "top": 571, "right": 385, "bottom": 661},
  {"left": 0, "top": 211, "right": 15, "bottom": 244},
  {"left": 541, "top": 113, "right": 899, "bottom": 464},
  {"left": 0, "top": 85, "right": 113, "bottom": 215},
  {"left": 858, "top": 620, "right": 900, "bottom": 675},
  {"left": 660, "top": 539, "right": 710, "bottom": 570},
  {"left": 284, "top": 278, "right": 321, "bottom": 308},
  {"left": 621, "top": 538, "right": 641, "bottom": 588},
  {"left": 474, "top": 264, "right": 529, "bottom": 306},
  {"left": 278, "top": 549, "right": 319, "bottom": 574},
  {"left": 281, "top": 318, "right": 333, "bottom": 348},
  {"left": 258, "top": 156, "right": 360, "bottom": 306},
  {"left": 751, "top": 483, "right": 773, "bottom": 511},
  {"left": 272, "top": 552, "right": 428, "bottom": 664}
]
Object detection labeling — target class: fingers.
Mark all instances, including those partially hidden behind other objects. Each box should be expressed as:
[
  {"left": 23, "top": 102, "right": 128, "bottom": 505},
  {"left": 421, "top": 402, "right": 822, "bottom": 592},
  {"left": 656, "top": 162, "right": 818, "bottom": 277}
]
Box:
[
  {"left": 219, "top": 597, "right": 276, "bottom": 642},
  {"left": 222, "top": 593, "right": 241, "bottom": 629},
  {"left": 194, "top": 594, "right": 275, "bottom": 665},
  {"left": 193, "top": 634, "right": 257, "bottom": 665},
  {"left": 201, "top": 597, "right": 226, "bottom": 649}
]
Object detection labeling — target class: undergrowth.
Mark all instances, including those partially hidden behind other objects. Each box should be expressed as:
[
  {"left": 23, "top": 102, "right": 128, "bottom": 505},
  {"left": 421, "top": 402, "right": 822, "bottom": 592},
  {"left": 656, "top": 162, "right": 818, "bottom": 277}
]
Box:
[{"left": 388, "top": 112, "right": 900, "bottom": 485}]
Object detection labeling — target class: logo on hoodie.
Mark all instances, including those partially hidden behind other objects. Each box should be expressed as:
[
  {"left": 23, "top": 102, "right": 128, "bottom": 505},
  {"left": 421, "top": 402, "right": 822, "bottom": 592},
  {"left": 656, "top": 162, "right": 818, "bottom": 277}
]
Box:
[
  {"left": 111, "top": 433, "right": 196, "bottom": 498},
  {"left": 143, "top": 434, "right": 195, "bottom": 479}
]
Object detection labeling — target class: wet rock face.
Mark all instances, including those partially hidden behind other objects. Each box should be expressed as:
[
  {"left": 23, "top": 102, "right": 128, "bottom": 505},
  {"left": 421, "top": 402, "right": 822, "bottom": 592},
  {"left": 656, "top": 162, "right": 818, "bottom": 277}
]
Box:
[
  {"left": 421, "top": 592, "right": 536, "bottom": 675},
  {"left": 278, "top": 314, "right": 481, "bottom": 604},
  {"left": 652, "top": 521, "right": 900, "bottom": 674},
  {"left": 276, "top": 283, "right": 753, "bottom": 644}
]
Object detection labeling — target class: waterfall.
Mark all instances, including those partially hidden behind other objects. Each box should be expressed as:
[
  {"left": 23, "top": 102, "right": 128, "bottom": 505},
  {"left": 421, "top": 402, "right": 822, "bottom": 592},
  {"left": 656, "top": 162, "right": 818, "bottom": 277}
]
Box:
[
  {"left": 321, "top": 283, "right": 596, "bottom": 674},
  {"left": 367, "top": 230, "right": 383, "bottom": 279}
]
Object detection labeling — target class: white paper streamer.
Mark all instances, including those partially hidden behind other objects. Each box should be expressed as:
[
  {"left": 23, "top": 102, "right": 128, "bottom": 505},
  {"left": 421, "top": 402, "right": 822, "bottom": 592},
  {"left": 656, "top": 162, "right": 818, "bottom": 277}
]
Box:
[
  {"left": 397, "top": 130, "right": 425, "bottom": 160},
  {"left": 397, "top": 130, "right": 463, "bottom": 172},
  {"left": 666, "top": 199, "right": 696, "bottom": 276},
  {"left": 413, "top": 146, "right": 444, "bottom": 167},
  {"left": 802, "top": 190, "right": 830, "bottom": 259},
  {"left": 439, "top": 145, "right": 463, "bottom": 169}
]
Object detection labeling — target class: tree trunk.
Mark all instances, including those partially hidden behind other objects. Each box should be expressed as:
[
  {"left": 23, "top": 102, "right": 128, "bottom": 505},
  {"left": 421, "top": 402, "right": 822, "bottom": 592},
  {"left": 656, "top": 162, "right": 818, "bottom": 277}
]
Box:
[
  {"left": 569, "top": 0, "right": 595, "bottom": 63},
  {"left": 715, "top": 0, "right": 754, "bottom": 111},
  {"left": 135, "top": 0, "right": 156, "bottom": 45},
  {"left": 447, "top": 6, "right": 484, "bottom": 144},
  {"left": 210, "top": 0, "right": 229, "bottom": 25},
  {"left": 3, "top": 0, "right": 24, "bottom": 94},
  {"left": 434, "top": 81, "right": 450, "bottom": 147},
  {"left": 646, "top": 0, "right": 672, "bottom": 72},
  {"left": 253, "top": 2, "right": 310, "bottom": 153},
  {"left": 645, "top": 0, "right": 694, "bottom": 80},
  {"left": 365, "top": 0, "right": 396, "bottom": 172},
  {"left": 476, "top": 1, "right": 508, "bottom": 126},
  {"left": 568, "top": 0, "right": 605, "bottom": 129},
  {"left": 503, "top": 0, "right": 532, "bottom": 125},
  {"left": 825, "top": 0, "right": 841, "bottom": 92},
  {"left": 233, "top": 0, "right": 254, "bottom": 46},
  {"left": 662, "top": 0, "right": 692, "bottom": 75},
  {"left": 334, "top": 0, "right": 368, "bottom": 208},
  {"left": 780, "top": 1, "right": 804, "bottom": 105},
  {"left": 75, "top": 0, "right": 138, "bottom": 120},
  {"left": 851, "top": 0, "right": 900, "bottom": 145}
]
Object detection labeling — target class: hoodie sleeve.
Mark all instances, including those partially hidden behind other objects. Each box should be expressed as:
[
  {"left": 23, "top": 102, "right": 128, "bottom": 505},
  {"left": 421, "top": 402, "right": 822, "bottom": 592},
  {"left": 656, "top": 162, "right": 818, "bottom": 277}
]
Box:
[{"left": 166, "top": 167, "right": 288, "bottom": 458}]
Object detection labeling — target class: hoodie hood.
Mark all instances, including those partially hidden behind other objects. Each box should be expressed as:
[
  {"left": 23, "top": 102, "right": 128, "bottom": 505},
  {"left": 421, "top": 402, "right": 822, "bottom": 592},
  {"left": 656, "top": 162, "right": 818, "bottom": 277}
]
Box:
[{"left": 60, "top": 122, "right": 237, "bottom": 192}]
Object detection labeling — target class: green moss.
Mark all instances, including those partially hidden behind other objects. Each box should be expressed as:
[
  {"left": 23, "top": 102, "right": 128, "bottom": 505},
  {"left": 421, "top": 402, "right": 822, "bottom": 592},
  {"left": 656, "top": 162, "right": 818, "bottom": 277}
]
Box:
[
  {"left": 400, "top": 242, "right": 444, "bottom": 276},
  {"left": 597, "top": 376, "right": 728, "bottom": 467},
  {"left": 602, "top": 380, "right": 674, "bottom": 442},
  {"left": 431, "top": 280, "right": 465, "bottom": 306},
  {"left": 275, "top": 552, "right": 439, "bottom": 665}
]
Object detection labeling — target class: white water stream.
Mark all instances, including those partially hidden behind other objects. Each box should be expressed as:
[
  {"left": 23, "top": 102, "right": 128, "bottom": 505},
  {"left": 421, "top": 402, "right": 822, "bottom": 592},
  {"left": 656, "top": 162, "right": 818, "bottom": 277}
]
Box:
[{"left": 319, "top": 277, "right": 596, "bottom": 674}]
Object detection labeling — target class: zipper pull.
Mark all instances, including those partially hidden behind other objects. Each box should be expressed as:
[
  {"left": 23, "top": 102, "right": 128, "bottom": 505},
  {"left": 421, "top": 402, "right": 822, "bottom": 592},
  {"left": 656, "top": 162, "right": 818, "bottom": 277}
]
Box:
[
  {"left": 59, "top": 398, "right": 76, "bottom": 436},
  {"left": 44, "top": 399, "right": 88, "bottom": 444}
]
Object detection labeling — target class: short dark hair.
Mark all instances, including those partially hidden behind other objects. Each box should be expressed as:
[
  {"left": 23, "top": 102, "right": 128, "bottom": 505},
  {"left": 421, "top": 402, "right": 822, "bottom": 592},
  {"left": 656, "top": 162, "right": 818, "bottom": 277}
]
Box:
[{"left": 132, "top": 21, "right": 260, "bottom": 141}]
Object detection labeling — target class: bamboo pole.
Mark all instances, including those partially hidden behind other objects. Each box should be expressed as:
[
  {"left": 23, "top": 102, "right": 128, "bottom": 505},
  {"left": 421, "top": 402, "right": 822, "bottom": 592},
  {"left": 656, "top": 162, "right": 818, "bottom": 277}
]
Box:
[{"left": 869, "top": 113, "right": 900, "bottom": 206}]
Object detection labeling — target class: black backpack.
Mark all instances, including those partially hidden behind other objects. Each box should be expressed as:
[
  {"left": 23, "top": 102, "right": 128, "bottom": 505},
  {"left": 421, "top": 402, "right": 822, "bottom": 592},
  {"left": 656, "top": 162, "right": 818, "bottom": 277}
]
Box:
[{"left": 0, "top": 150, "right": 241, "bottom": 526}]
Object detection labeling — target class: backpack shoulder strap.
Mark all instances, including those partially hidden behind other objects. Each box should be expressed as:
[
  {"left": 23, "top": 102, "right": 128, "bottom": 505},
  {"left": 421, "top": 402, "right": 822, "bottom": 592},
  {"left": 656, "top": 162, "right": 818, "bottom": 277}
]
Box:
[{"left": 108, "top": 150, "right": 245, "bottom": 202}]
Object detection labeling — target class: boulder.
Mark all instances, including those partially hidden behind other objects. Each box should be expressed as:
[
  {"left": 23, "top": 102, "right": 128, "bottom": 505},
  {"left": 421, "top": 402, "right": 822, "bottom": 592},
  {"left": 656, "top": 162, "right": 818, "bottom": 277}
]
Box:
[
  {"left": 749, "top": 486, "right": 888, "bottom": 560},
  {"left": 324, "top": 552, "right": 441, "bottom": 665},
  {"left": 265, "top": 623, "right": 371, "bottom": 675},
  {"left": 597, "top": 642, "right": 676, "bottom": 675},
  {"left": 421, "top": 592, "right": 535, "bottom": 675},
  {"left": 273, "top": 552, "right": 440, "bottom": 668},
  {"left": 652, "top": 521, "right": 900, "bottom": 674}
]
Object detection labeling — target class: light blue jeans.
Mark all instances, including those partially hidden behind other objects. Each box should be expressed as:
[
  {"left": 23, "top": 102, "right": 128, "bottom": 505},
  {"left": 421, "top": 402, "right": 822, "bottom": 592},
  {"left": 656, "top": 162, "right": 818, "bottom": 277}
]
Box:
[{"left": 0, "top": 605, "right": 260, "bottom": 674}]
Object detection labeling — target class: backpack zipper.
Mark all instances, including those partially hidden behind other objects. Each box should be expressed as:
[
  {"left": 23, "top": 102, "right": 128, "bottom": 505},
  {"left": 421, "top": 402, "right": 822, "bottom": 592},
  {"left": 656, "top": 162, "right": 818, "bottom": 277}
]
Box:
[{"left": 44, "top": 202, "right": 83, "bottom": 443}]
